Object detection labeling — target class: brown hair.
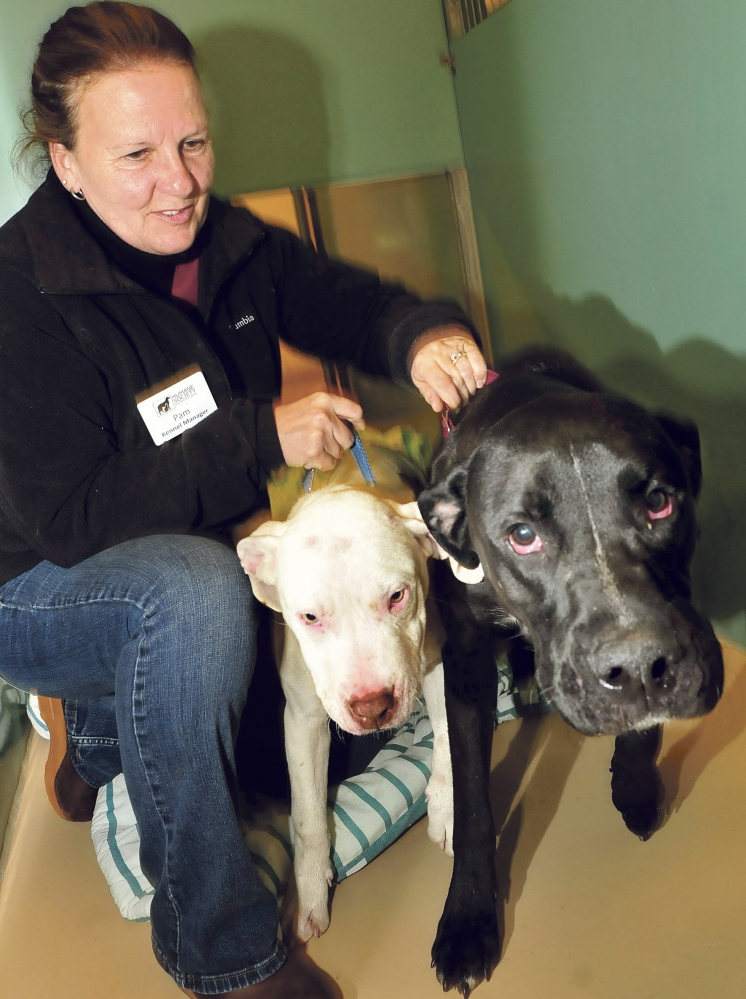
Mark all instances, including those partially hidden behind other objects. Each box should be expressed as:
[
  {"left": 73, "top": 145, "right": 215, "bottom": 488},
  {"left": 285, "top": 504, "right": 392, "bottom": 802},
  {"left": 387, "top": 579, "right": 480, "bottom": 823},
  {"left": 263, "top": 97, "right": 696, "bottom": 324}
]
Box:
[{"left": 16, "top": 2, "right": 196, "bottom": 173}]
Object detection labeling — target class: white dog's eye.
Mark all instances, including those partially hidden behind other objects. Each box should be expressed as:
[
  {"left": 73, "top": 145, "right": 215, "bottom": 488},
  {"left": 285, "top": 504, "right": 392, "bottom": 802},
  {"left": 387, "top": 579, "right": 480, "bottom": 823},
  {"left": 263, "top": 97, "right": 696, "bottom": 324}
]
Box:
[
  {"left": 302, "top": 612, "right": 318, "bottom": 624},
  {"left": 388, "top": 587, "right": 409, "bottom": 612}
]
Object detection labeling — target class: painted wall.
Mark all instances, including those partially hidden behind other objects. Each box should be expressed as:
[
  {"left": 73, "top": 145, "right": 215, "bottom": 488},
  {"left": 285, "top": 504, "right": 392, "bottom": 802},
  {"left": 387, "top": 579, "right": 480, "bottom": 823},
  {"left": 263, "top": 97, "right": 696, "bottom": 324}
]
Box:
[
  {"left": 452, "top": 0, "right": 746, "bottom": 645},
  {"left": 0, "top": 0, "right": 464, "bottom": 221}
]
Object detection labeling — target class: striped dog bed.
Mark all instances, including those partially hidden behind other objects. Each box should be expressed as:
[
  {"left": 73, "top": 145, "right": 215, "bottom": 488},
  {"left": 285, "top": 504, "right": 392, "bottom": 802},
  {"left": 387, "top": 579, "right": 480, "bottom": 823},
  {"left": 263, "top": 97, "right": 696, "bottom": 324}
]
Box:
[{"left": 29, "top": 664, "right": 547, "bottom": 922}]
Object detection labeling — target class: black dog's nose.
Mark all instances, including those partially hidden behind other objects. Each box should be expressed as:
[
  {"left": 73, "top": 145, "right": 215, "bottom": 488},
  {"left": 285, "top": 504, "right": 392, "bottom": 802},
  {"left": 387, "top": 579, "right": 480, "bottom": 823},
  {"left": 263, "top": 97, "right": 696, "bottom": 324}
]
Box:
[
  {"left": 599, "top": 655, "right": 671, "bottom": 692},
  {"left": 594, "top": 633, "right": 677, "bottom": 704}
]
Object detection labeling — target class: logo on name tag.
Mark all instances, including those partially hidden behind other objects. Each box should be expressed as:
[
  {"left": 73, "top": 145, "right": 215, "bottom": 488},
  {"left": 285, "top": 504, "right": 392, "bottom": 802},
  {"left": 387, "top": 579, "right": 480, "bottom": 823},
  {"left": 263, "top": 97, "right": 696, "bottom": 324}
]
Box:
[{"left": 136, "top": 365, "right": 217, "bottom": 446}]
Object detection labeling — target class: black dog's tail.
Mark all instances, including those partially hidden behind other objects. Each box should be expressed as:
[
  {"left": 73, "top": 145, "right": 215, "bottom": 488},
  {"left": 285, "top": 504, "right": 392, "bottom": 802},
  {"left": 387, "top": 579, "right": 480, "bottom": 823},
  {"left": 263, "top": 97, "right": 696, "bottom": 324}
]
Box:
[{"left": 497, "top": 344, "right": 603, "bottom": 394}]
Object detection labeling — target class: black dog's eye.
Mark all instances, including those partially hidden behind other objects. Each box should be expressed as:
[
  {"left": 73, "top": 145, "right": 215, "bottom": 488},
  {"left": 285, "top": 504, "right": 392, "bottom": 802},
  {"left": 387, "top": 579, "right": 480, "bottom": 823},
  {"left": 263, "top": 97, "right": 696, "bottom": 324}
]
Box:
[
  {"left": 513, "top": 524, "right": 535, "bottom": 544},
  {"left": 646, "top": 489, "right": 673, "bottom": 521},
  {"left": 507, "top": 523, "right": 544, "bottom": 555}
]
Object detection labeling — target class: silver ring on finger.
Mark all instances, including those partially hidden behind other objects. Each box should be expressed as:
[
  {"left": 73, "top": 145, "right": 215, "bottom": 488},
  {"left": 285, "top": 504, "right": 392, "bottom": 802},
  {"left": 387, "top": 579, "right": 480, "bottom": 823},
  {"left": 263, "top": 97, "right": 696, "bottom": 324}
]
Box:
[{"left": 450, "top": 350, "right": 467, "bottom": 365}]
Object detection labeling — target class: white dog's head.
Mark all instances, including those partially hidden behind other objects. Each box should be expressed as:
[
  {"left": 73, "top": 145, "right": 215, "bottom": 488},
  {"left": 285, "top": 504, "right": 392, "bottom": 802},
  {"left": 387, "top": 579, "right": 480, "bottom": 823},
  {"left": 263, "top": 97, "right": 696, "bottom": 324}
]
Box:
[{"left": 237, "top": 486, "right": 441, "bottom": 734}]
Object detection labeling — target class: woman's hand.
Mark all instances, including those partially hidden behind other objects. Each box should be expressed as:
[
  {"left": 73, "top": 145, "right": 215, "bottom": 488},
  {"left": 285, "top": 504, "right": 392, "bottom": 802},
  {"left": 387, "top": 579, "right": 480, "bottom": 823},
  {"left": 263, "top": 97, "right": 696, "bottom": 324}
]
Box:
[
  {"left": 410, "top": 328, "right": 488, "bottom": 413},
  {"left": 274, "top": 392, "right": 366, "bottom": 470}
]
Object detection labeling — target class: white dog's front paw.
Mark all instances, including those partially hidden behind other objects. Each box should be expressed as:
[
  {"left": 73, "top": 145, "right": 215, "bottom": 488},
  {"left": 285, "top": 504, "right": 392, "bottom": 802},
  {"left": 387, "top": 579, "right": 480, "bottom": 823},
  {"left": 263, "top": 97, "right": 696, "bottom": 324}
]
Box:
[
  {"left": 294, "top": 862, "right": 334, "bottom": 941},
  {"left": 296, "top": 898, "right": 331, "bottom": 942},
  {"left": 425, "top": 774, "right": 454, "bottom": 856}
]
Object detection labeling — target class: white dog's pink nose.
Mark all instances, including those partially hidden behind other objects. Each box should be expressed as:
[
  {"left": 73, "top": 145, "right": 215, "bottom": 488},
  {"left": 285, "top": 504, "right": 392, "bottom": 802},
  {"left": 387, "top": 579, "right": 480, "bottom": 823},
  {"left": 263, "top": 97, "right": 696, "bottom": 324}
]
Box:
[{"left": 347, "top": 689, "right": 396, "bottom": 730}]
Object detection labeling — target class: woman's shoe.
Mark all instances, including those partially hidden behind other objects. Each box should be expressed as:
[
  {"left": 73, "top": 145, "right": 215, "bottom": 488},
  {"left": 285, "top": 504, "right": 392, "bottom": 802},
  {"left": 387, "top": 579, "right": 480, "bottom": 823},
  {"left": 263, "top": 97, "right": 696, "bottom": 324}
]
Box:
[
  {"left": 179, "top": 945, "right": 343, "bottom": 998},
  {"left": 36, "top": 696, "right": 98, "bottom": 821}
]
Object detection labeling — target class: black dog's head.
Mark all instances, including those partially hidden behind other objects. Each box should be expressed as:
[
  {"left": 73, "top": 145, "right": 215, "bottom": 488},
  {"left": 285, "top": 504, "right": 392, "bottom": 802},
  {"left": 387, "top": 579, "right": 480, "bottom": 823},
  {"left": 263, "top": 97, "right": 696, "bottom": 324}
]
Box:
[{"left": 420, "top": 387, "right": 723, "bottom": 736}]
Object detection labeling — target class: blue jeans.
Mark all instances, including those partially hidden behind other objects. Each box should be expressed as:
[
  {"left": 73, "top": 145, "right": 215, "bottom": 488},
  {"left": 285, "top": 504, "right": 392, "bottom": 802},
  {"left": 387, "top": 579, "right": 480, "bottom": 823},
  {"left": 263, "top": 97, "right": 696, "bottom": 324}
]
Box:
[{"left": 0, "top": 534, "right": 285, "bottom": 993}]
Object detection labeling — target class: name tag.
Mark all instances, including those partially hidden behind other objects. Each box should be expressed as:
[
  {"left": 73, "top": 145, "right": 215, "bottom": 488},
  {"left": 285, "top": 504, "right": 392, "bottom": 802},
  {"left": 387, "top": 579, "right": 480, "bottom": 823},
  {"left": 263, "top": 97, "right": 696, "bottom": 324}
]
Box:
[{"left": 136, "top": 365, "right": 217, "bottom": 446}]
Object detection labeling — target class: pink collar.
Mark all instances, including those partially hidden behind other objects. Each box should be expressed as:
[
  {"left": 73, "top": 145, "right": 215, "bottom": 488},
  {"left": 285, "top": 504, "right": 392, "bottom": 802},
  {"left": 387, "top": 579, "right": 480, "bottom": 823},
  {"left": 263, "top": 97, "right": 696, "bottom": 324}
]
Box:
[{"left": 441, "top": 368, "right": 498, "bottom": 437}]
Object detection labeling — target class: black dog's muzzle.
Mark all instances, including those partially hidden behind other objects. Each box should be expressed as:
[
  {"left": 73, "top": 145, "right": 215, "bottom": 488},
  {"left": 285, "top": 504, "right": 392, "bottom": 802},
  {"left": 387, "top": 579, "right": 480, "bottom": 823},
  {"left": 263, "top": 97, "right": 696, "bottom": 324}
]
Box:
[{"left": 538, "top": 602, "right": 723, "bottom": 735}]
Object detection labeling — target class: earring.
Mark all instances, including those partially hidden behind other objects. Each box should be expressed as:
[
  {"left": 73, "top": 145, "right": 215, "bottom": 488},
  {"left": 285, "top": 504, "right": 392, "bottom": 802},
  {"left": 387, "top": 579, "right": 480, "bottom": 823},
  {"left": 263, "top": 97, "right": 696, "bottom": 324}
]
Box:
[{"left": 71, "top": 189, "right": 85, "bottom": 201}]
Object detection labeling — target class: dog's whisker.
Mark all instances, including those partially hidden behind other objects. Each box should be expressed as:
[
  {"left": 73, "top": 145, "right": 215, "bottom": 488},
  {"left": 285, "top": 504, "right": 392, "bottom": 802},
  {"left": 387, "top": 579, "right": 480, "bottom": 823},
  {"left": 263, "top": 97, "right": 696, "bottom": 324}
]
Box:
[
  {"left": 328, "top": 718, "right": 347, "bottom": 744},
  {"left": 431, "top": 595, "right": 457, "bottom": 614}
]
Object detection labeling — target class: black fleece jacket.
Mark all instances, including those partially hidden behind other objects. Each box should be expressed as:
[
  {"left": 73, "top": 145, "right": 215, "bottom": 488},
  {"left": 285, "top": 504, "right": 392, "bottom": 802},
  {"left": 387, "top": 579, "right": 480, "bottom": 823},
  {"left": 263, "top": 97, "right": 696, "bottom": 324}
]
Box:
[{"left": 0, "top": 173, "right": 473, "bottom": 584}]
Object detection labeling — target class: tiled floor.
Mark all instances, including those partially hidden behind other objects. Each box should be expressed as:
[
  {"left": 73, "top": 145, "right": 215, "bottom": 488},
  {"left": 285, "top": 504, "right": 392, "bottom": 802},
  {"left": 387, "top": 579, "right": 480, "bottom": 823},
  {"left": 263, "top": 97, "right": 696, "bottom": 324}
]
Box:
[{"left": 1, "top": 640, "right": 745, "bottom": 999}]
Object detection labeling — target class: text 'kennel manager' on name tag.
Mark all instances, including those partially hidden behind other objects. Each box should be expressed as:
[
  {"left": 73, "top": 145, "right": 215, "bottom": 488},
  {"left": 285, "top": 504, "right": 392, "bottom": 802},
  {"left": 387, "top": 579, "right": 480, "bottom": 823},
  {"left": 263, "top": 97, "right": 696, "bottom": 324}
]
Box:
[{"left": 136, "top": 364, "right": 218, "bottom": 446}]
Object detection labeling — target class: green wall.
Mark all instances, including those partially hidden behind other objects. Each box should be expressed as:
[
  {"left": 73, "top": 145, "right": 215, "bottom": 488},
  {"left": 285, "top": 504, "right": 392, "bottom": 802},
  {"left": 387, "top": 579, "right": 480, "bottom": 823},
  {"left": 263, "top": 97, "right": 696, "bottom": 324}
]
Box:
[
  {"left": 452, "top": 0, "right": 746, "bottom": 646},
  {"left": 1, "top": 0, "right": 464, "bottom": 220}
]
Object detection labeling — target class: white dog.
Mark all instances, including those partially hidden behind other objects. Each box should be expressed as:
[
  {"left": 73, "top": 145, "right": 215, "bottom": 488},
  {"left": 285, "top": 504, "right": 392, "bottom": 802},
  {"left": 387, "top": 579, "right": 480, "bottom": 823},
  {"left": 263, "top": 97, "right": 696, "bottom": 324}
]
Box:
[{"left": 237, "top": 485, "right": 453, "bottom": 941}]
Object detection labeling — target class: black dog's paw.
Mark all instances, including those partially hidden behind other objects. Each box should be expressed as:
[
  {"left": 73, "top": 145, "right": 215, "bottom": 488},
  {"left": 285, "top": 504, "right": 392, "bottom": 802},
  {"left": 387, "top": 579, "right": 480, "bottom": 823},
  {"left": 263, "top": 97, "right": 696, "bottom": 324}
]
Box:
[
  {"left": 610, "top": 728, "right": 665, "bottom": 840},
  {"left": 611, "top": 778, "right": 663, "bottom": 840},
  {"left": 432, "top": 909, "right": 501, "bottom": 997}
]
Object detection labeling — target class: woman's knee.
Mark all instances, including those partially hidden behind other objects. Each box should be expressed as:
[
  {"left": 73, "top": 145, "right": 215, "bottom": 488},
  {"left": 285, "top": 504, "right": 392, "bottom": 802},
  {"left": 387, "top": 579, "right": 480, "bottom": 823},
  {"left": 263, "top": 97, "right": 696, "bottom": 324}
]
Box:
[
  {"left": 119, "top": 536, "right": 258, "bottom": 691},
  {"left": 124, "top": 535, "right": 253, "bottom": 623}
]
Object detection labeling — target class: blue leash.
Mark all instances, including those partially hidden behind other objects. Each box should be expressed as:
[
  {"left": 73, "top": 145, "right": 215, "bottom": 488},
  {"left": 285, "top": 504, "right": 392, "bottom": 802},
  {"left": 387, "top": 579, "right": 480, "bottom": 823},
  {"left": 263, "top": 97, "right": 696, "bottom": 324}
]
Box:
[
  {"left": 350, "top": 431, "right": 375, "bottom": 485},
  {"left": 303, "top": 430, "right": 375, "bottom": 492}
]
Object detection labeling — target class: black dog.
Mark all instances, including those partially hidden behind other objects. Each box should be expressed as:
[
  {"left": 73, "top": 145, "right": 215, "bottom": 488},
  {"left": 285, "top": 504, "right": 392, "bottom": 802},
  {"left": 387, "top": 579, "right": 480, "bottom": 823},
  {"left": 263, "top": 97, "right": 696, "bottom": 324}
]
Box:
[{"left": 418, "top": 347, "right": 723, "bottom": 997}]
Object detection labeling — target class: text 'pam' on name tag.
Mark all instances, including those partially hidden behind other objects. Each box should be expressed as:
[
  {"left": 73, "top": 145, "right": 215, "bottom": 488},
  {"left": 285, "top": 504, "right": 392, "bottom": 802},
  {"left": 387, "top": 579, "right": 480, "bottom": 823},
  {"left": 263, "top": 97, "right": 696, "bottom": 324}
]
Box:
[{"left": 136, "top": 365, "right": 217, "bottom": 446}]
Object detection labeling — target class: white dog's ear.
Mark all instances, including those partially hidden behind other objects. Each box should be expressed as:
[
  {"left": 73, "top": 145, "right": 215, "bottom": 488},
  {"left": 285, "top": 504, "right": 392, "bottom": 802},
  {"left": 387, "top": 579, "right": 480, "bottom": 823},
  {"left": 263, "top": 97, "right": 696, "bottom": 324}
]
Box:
[
  {"left": 389, "top": 501, "right": 448, "bottom": 559},
  {"left": 389, "top": 501, "right": 484, "bottom": 584},
  {"left": 236, "top": 520, "right": 288, "bottom": 611}
]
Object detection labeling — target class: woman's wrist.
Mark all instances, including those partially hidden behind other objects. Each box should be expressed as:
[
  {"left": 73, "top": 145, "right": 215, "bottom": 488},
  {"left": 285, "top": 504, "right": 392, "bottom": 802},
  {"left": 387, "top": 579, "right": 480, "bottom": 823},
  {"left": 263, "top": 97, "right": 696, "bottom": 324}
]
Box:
[{"left": 406, "top": 324, "right": 477, "bottom": 376}]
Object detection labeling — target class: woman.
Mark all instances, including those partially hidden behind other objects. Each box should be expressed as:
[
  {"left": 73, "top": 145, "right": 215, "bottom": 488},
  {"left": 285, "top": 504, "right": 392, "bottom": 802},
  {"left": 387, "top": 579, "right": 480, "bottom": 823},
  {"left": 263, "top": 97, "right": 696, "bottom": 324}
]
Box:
[{"left": 0, "top": 4, "right": 487, "bottom": 997}]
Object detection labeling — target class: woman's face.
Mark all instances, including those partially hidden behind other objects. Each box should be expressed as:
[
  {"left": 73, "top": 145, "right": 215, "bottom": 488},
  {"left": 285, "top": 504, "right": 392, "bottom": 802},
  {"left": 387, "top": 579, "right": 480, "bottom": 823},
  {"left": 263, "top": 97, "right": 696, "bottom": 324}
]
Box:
[{"left": 50, "top": 61, "right": 214, "bottom": 255}]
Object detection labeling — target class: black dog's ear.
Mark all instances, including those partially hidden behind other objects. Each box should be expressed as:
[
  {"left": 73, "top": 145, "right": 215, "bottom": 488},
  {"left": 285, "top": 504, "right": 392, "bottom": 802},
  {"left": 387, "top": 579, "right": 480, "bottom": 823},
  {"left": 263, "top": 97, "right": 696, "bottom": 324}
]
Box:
[
  {"left": 655, "top": 413, "right": 702, "bottom": 498},
  {"left": 417, "top": 460, "right": 481, "bottom": 570}
]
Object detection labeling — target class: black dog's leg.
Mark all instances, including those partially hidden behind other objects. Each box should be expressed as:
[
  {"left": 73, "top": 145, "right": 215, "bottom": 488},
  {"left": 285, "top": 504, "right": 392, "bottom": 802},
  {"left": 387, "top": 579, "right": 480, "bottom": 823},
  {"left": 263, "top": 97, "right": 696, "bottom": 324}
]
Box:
[
  {"left": 431, "top": 634, "right": 500, "bottom": 997},
  {"left": 610, "top": 725, "right": 664, "bottom": 840}
]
